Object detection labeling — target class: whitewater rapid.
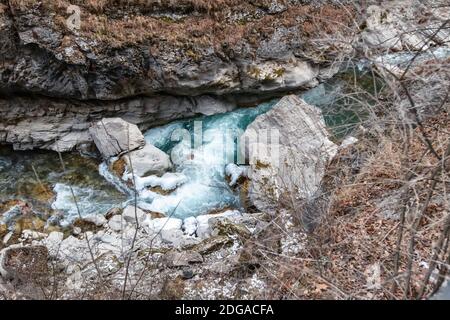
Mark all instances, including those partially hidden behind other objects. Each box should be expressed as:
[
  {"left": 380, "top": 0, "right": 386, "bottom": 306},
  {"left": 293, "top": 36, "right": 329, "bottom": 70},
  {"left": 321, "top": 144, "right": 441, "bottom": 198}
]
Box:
[
  {"left": 97, "top": 101, "right": 276, "bottom": 219},
  {"left": 49, "top": 77, "right": 356, "bottom": 222}
]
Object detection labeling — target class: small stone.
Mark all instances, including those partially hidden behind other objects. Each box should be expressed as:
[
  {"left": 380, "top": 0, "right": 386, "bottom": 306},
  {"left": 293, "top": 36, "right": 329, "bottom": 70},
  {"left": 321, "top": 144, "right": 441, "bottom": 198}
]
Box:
[
  {"left": 183, "top": 217, "right": 197, "bottom": 236},
  {"left": 22, "top": 229, "right": 47, "bottom": 240},
  {"left": 65, "top": 268, "right": 83, "bottom": 291},
  {"left": 145, "top": 217, "right": 183, "bottom": 234},
  {"left": 105, "top": 207, "right": 122, "bottom": 220},
  {"left": 44, "top": 231, "right": 64, "bottom": 257},
  {"left": 161, "top": 229, "right": 200, "bottom": 247},
  {"left": 2, "top": 232, "right": 13, "bottom": 245},
  {"left": 211, "top": 219, "right": 252, "bottom": 239},
  {"left": 122, "top": 205, "right": 147, "bottom": 224},
  {"left": 162, "top": 250, "right": 203, "bottom": 267},
  {"left": 108, "top": 215, "right": 124, "bottom": 232},
  {"left": 72, "top": 227, "right": 82, "bottom": 236},
  {"left": 192, "top": 236, "right": 233, "bottom": 255},
  {"left": 196, "top": 210, "right": 242, "bottom": 239},
  {"left": 82, "top": 214, "right": 107, "bottom": 227},
  {"left": 181, "top": 270, "right": 194, "bottom": 280}
]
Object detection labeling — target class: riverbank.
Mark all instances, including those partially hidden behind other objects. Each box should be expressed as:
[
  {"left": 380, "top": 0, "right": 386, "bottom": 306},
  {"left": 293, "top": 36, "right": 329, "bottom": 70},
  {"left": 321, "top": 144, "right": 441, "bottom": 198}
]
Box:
[{"left": 1, "top": 0, "right": 449, "bottom": 300}]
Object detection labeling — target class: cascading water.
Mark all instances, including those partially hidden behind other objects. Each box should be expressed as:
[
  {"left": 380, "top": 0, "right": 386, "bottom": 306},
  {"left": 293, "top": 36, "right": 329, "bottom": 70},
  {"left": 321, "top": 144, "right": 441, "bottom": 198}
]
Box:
[
  {"left": 102, "top": 100, "right": 277, "bottom": 219},
  {"left": 97, "top": 79, "right": 356, "bottom": 219},
  {"left": 0, "top": 70, "right": 374, "bottom": 225},
  {"left": 0, "top": 148, "right": 127, "bottom": 226}
]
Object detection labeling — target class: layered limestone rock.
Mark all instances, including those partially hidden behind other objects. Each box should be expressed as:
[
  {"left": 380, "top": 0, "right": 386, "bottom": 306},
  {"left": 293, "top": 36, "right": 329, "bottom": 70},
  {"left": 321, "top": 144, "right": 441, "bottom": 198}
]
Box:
[
  {"left": 0, "top": 1, "right": 353, "bottom": 158},
  {"left": 361, "top": 1, "right": 450, "bottom": 52},
  {"left": 0, "top": 94, "right": 237, "bottom": 151},
  {"left": 241, "top": 95, "right": 338, "bottom": 213},
  {"left": 0, "top": 2, "right": 353, "bottom": 100},
  {"left": 1, "top": 1, "right": 447, "bottom": 154},
  {"left": 89, "top": 118, "right": 145, "bottom": 158}
]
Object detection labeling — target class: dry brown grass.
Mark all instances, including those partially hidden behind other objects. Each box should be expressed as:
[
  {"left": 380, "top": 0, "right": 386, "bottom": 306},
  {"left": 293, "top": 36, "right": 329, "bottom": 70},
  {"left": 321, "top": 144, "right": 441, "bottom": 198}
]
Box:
[
  {"left": 7, "top": 0, "right": 356, "bottom": 53},
  {"left": 269, "top": 110, "right": 450, "bottom": 299}
]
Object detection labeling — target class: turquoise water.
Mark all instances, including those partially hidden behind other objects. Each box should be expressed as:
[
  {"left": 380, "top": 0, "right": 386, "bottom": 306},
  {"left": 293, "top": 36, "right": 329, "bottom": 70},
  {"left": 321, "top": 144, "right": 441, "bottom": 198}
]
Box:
[
  {"left": 128, "top": 100, "right": 277, "bottom": 218},
  {"left": 104, "top": 70, "right": 376, "bottom": 219},
  {"left": 0, "top": 148, "right": 126, "bottom": 224},
  {"left": 1, "top": 68, "right": 376, "bottom": 222},
  {"left": 122, "top": 75, "right": 371, "bottom": 218}
]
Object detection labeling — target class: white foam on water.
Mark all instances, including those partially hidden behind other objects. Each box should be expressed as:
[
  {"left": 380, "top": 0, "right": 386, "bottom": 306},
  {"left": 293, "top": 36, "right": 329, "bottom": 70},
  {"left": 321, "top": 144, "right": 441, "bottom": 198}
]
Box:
[
  {"left": 51, "top": 183, "right": 117, "bottom": 225},
  {"left": 51, "top": 101, "right": 276, "bottom": 221},
  {"left": 132, "top": 102, "right": 276, "bottom": 218},
  {"left": 225, "top": 163, "right": 248, "bottom": 186},
  {"left": 144, "top": 121, "right": 185, "bottom": 151},
  {"left": 50, "top": 80, "right": 356, "bottom": 221},
  {"left": 132, "top": 172, "right": 188, "bottom": 191},
  {"left": 99, "top": 160, "right": 133, "bottom": 196}
]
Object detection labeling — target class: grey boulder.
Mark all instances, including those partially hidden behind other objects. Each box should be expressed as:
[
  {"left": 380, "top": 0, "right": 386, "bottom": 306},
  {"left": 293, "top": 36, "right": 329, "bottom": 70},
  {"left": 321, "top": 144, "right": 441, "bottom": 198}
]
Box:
[
  {"left": 241, "top": 95, "right": 338, "bottom": 213},
  {"left": 121, "top": 143, "right": 172, "bottom": 177},
  {"left": 89, "top": 118, "right": 145, "bottom": 158}
]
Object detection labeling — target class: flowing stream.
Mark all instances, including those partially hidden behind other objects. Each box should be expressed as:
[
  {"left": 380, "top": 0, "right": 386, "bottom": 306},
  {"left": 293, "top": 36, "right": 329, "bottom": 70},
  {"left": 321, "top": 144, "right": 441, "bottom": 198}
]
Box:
[
  {"left": 0, "top": 70, "right": 375, "bottom": 224},
  {"left": 123, "top": 100, "right": 276, "bottom": 219}
]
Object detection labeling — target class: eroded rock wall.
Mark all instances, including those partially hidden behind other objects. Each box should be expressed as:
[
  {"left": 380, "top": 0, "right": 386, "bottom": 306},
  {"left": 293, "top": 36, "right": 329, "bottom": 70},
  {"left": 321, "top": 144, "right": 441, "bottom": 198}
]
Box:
[
  {"left": 0, "top": 0, "right": 357, "bottom": 151},
  {"left": 0, "top": 1, "right": 355, "bottom": 100}
]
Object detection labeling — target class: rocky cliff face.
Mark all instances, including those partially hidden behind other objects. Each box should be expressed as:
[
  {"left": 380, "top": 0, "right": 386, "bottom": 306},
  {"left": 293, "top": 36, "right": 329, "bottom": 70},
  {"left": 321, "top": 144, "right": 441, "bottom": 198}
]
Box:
[
  {"left": 0, "top": 0, "right": 355, "bottom": 151},
  {"left": 1, "top": 0, "right": 448, "bottom": 152},
  {"left": 0, "top": 0, "right": 354, "bottom": 100},
  {"left": 0, "top": 94, "right": 236, "bottom": 151}
]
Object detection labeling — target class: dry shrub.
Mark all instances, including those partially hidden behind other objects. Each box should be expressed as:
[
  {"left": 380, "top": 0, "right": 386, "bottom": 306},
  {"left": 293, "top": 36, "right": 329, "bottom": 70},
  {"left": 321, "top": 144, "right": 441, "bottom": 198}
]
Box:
[
  {"left": 269, "top": 104, "right": 450, "bottom": 299},
  {"left": 7, "top": 0, "right": 356, "bottom": 51}
]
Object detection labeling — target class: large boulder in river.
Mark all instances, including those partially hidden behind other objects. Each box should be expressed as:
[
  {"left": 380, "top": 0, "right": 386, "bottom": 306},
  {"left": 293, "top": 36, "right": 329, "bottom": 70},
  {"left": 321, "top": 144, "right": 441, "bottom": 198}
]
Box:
[
  {"left": 89, "top": 118, "right": 145, "bottom": 158},
  {"left": 121, "top": 143, "right": 172, "bottom": 178},
  {"left": 241, "top": 95, "right": 338, "bottom": 213}
]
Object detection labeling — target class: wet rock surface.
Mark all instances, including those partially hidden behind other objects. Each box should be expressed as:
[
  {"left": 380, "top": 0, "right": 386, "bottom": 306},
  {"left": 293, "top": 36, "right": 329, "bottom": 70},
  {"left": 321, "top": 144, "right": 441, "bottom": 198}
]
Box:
[
  {"left": 0, "top": 94, "right": 240, "bottom": 151},
  {"left": 121, "top": 143, "right": 172, "bottom": 178}
]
